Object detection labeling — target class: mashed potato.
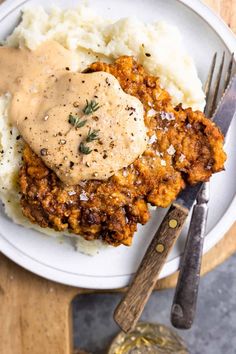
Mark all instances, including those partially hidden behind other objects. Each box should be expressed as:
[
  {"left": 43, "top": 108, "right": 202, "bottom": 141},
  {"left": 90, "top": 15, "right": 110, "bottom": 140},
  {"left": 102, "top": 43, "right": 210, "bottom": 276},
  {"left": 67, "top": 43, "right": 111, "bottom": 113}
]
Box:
[
  {"left": 6, "top": 5, "right": 205, "bottom": 110},
  {"left": 0, "top": 5, "right": 205, "bottom": 254}
]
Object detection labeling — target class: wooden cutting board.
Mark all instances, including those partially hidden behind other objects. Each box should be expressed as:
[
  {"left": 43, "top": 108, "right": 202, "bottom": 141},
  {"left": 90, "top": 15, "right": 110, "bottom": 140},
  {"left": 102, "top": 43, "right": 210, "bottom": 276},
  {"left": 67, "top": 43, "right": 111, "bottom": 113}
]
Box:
[{"left": 0, "top": 1, "right": 235, "bottom": 354}]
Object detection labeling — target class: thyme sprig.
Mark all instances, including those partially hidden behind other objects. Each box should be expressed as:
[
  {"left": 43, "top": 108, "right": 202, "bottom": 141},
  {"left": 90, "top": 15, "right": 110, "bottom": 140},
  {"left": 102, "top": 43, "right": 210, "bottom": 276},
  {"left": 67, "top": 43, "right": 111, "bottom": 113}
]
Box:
[
  {"left": 68, "top": 114, "right": 87, "bottom": 128},
  {"left": 86, "top": 128, "right": 100, "bottom": 142},
  {"left": 83, "top": 100, "right": 100, "bottom": 115},
  {"left": 79, "top": 142, "right": 92, "bottom": 155},
  {"left": 79, "top": 129, "right": 100, "bottom": 155}
]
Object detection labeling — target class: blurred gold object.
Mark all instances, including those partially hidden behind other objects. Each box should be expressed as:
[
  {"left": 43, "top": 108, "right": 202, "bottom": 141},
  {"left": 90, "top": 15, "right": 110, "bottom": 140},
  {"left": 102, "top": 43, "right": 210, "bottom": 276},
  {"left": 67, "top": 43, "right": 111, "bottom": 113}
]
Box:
[{"left": 108, "top": 322, "right": 188, "bottom": 354}]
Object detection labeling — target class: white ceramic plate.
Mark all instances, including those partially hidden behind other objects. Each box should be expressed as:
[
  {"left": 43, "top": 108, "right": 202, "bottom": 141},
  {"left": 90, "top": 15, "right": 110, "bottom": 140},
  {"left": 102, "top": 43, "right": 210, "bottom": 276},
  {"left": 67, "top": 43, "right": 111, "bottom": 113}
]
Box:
[{"left": 0, "top": 0, "right": 235, "bottom": 289}]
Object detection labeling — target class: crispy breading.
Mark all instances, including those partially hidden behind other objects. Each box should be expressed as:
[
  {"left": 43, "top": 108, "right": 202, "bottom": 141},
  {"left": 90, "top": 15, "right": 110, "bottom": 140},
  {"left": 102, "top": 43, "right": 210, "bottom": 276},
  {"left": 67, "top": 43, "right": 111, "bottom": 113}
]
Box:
[{"left": 19, "top": 57, "right": 226, "bottom": 246}]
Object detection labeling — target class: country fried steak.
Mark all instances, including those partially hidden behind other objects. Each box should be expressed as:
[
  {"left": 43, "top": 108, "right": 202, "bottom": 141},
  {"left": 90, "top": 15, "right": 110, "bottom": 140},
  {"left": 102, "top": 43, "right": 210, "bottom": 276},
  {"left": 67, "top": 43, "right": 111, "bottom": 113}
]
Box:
[{"left": 19, "top": 56, "right": 226, "bottom": 246}]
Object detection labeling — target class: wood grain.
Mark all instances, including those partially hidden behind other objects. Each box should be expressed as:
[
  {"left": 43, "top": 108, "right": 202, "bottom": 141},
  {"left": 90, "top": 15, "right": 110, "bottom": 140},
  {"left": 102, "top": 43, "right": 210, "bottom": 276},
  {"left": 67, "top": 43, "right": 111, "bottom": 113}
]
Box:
[
  {"left": 0, "top": 1, "right": 235, "bottom": 353},
  {"left": 205, "top": 0, "right": 236, "bottom": 32},
  {"left": 0, "top": 254, "right": 78, "bottom": 354},
  {"left": 114, "top": 204, "right": 189, "bottom": 333}
]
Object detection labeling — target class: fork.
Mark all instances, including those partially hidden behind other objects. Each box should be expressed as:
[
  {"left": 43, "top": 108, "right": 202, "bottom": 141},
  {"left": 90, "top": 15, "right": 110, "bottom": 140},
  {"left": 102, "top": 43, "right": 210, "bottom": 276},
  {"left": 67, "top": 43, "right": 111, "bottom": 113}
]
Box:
[
  {"left": 114, "top": 53, "right": 235, "bottom": 334},
  {"left": 170, "top": 52, "right": 235, "bottom": 329}
]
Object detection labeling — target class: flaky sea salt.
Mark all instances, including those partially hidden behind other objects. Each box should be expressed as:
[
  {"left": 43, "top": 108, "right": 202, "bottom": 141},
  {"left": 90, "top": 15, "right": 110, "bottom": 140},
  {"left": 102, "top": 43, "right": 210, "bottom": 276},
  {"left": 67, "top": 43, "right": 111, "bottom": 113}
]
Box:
[
  {"left": 123, "top": 169, "right": 128, "bottom": 177},
  {"left": 160, "top": 159, "right": 166, "bottom": 166},
  {"left": 148, "top": 134, "right": 157, "bottom": 144},
  {"left": 167, "top": 144, "right": 176, "bottom": 156},
  {"left": 160, "top": 111, "right": 175, "bottom": 121},
  {"left": 147, "top": 108, "right": 158, "bottom": 117},
  {"left": 179, "top": 153, "right": 186, "bottom": 162},
  {"left": 80, "top": 190, "right": 89, "bottom": 201},
  {"left": 68, "top": 190, "right": 76, "bottom": 196},
  {"left": 78, "top": 180, "right": 87, "bottom": 187}
]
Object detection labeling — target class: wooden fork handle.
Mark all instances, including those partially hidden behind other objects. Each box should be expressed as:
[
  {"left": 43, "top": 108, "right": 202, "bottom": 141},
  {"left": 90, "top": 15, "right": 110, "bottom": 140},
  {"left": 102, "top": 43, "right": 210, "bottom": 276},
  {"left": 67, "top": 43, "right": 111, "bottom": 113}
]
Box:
[{"left": 113, "top": 203, "right": 189, "bottom": 333}]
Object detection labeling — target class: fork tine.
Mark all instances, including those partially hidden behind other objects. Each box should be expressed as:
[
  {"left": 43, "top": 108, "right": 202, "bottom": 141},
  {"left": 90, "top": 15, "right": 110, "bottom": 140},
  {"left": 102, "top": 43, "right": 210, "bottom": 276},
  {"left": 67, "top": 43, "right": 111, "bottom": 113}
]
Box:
[
  {"left": 204, "top": 53, "right": 217, "bottom": 115},
  {"left": 208, "top": 52, "right": 225, "bottom": 118},
  {"left": 224, "top": 52, "right": 235, "bottom": 90}
]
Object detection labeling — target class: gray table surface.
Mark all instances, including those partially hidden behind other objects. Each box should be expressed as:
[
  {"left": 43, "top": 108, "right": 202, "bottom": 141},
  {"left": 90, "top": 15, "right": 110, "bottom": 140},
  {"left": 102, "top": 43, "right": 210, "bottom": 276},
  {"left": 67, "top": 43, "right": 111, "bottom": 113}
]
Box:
[{"left": 73, "top": 253, "right": 236, "bottom": 354}]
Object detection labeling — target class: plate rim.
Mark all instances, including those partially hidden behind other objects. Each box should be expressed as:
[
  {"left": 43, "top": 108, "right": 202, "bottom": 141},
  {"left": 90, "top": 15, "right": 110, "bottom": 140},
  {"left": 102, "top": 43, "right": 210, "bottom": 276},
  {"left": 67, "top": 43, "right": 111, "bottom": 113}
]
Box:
[{"left": 0, "top": 0, "right": 235, "bottom": 289}]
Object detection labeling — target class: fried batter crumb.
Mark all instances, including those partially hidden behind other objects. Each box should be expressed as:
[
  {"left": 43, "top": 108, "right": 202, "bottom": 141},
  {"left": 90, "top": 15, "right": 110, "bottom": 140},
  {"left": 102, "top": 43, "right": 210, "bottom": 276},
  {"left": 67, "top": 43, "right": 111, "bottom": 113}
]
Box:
[{"left": 19, "top": 56, "right": 226, "bottom": 246}]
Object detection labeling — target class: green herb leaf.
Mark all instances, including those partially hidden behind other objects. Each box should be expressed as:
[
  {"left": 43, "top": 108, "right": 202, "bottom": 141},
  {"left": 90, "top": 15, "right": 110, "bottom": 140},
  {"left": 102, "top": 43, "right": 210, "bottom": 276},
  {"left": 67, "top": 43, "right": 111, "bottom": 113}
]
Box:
[
  {"left": 76, "top": 119, "right": 87, "bottom": 128},
  {"left": 68, "top": 114, "right": 87, "bottom": 128},
  {"left": 79, "top": 142, "right": 92, "bottom": 155},
  {"left": 68, "top": 114, "right": 77, "bottom": 125},
  {"left": 86, "top": 128, "right": 100, "bottom": 142},
  {"left": 83, "top": 100, "right": 100, "bottom": 115}
]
